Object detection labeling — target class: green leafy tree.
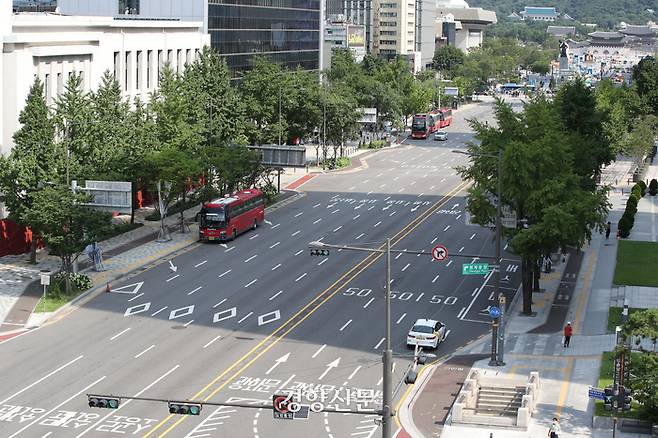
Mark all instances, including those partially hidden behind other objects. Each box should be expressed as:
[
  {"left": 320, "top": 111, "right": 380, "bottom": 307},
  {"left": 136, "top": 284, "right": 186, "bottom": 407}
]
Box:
[
  {"left": 322, "top": 85, "right": 360, "bottom": 162},
  {"left": 20, "top": 186, "right": 112, "bottom": 293},
  {"left": 433, "top": 46, "right": 465, "bottom": 77},
  {"left": 283, "top": 68, "right": 322, "bottom": 144},
  {"left": 0, "top": 78, "right": 59, "bottom": 263},
  {"left": 458, "top": 97, "right": 609, "bottom": 315},
  {"left": 205, "top": 142, "right": 261, "bottom": 195},
  {"left": 530, "top": 60, "right": 550, "bottom": 75},
  {"left": 53, "top": 72, "right": 93, "bottom": 182}
]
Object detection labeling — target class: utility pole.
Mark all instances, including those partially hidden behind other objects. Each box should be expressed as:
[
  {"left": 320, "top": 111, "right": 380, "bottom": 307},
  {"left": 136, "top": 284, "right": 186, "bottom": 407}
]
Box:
[
  {"left": 382, "top": 237, "right": 393, "bottom": 438},
  {"left": 495, "top": 147, "right": 505, "bottom": 366}
]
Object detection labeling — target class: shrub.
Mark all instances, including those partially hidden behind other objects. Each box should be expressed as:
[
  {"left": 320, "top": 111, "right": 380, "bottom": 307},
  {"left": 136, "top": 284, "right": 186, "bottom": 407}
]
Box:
[
  {"left": 618, "top": 215, "right": 632, "bottom": 238},
  {"left": 626, "top": 195, "right": 639, "bottom": 214},
  {"left": 631, "top": 184, "right": 642, "bottom": 199},
  {"left": 48, "top": 272, "right": 92, "bottom": 298},
  {"left": 638, "top": 180, "right": 647, "bottom": 196},
  {"left": 622, "top": 210, "right": 635, "bottom": 228},
  {"left": 650, "top": 179, "right": 658, "bottom": 196}
]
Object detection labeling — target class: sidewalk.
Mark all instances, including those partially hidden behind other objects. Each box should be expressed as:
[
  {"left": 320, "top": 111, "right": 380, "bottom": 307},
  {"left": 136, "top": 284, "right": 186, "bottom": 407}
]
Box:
[{"left": 398, "top": 160, "right": 658, "bottom": 438}]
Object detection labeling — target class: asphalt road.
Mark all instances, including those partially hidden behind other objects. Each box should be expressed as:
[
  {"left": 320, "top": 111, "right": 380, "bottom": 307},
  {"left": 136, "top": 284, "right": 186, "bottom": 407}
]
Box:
[{"left": 0, "top": 97, "right": 523, "bottom": 438}]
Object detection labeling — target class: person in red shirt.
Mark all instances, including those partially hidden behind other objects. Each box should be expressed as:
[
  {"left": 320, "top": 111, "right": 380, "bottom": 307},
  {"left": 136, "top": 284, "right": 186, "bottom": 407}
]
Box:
[{"left": 563, "top": 322, "right": 573, "bottom": 347}]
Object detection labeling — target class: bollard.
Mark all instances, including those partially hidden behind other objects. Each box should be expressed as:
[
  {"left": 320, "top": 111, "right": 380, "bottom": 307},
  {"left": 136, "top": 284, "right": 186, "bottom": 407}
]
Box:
[{"left": 105, "top": 282, "right": 112, "bottom": 293}]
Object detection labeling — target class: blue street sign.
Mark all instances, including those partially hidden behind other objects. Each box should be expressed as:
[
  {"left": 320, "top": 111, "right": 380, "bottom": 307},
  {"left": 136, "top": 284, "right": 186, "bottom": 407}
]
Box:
[
  {"left": 489, "top": 306, "right": 501, "bottom": 319},
  {"left": 588, "top": 387, "right": 606, "bottom": 400}
]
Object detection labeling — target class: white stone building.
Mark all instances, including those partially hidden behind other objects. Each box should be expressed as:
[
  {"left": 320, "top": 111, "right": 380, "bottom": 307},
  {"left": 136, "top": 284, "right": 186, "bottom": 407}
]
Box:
[
  {"left": 0, "top": 1, "right": 209, "bottom": 159},
  {"left": 437, "top": 0, "right": 497, "bottom": 52}
]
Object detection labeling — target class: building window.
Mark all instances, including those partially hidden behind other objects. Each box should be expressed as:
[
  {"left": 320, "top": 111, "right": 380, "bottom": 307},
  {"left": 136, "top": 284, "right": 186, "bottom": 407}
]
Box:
[
  {"left": 114, "top": 51, "right": 120, "bottom": 80},
  {"left": 186, "top": 49, "right": 192, "bottom": 66},
  {"left": 57, "top": 72, "right": 63, "bottom": 95},
  {"left": 177, "top": 49, "right": 182, "bottom": 73},
  {"left": 157, "top": 50, "right": 163, "bottom": 85},
  {"left": 125, "top": 51, "right": 130, "bottom": 91},
  {"left": 136, "top": 50, "right": 142, "bottom": 90},
  {"left": 118, "top": 0, "right": 139, "bottom": 14},
  {"left": 44, "top": 73, "right": 50, "bottom": 103},
  {"left": 80, "top": 71, "right": 85, "bottom": 89},
  {"left": 147, "top": 50, "right": 152, "bottom": 89},
  {"left": 380, "top": 12, "right": 397, "bottom": 17}
]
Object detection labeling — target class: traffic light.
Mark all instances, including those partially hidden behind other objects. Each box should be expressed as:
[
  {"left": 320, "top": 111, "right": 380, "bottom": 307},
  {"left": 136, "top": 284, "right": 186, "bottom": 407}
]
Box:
[
  {"left": 310, "top": 248, "right": 330, "bottom": 256},
  {"left": 168, "top": 402, "right": 202, "bottom": 415},
  {"left": 88, "top": 395, "right": 120, "bottom": 409},
  {"left": 603, "top": 387, "right": 614, "bottom": 411},
  {"left": 619, "top": 386, "right": 632, "bottom": 411}
]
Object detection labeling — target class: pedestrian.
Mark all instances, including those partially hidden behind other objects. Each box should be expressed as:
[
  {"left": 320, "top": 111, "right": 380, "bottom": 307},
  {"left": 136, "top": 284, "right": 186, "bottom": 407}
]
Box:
[
  {"left": 548, "top": 417, "right": 561, "bottom": 438},
  {"left": 563, "top": 322, "right": 573, "bottom": 348},
  {"left": 605, "top": 221, "right": 611, "bottom": 239}
]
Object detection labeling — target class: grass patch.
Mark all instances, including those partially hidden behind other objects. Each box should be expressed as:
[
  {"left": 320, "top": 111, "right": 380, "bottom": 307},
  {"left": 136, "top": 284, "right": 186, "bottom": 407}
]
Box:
[
  {"left": 34, "top": 293, "right": 78, "bottom": 313},
  {"left": 336, "top": 157, "right": 351, "bottom": 169},
  {"left": 594, "top": 351, "right": 645, "bottom": 419},
  {"left": 614, "top": 240, "right": 658, "bottom": 287},
  {"left": 607, "top": 307, "right": 644, "bottom": 332}
]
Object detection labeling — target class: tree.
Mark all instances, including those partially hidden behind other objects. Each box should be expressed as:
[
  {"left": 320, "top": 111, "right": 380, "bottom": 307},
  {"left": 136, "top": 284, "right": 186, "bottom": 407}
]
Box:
[
  {"left": 0, "top": 77, "right": 58, "bottom": 263},
  {"left": 621, "top": 115, "right": 658, "bottom": 162},
  {"left": 20, "top": 186, "right": 111, "bottom": 293},
  {"left": 401, "top": 81, "right": 433, "bottom": 125},
  {"left": 632, "top": 56, "right": 658, "bottom": 117},
  {"left": 323, "top": 85, "right": 360, "bottom": 161},
  {"left": 530, "top": 60, "right": 550, "bottom": 75},
  {"left": 53, "top": 72, "right": 93, "bottom": 182},
  {"left": 433, "top": 46, "right": 465, "bottom": 77},
  {"left": 458, "top": 97, "right": 609, "bottom": 315}
]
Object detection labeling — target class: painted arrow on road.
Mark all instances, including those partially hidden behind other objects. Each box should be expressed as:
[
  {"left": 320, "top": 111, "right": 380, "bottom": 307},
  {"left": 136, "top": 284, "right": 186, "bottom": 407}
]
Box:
[
  {"left": 265, "top": 353, "right": 290, "bottom": 375},
  {"left": 168, "top": 261, "right": 177, "bottom": 272},
  {"left": 318, "top": 357, "right": 341, "bottom": 380}
]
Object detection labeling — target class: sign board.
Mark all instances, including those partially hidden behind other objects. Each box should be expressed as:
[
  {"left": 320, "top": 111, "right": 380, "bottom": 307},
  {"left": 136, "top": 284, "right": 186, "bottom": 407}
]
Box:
[
  {"left": 357, "top": 108, "right": 377, "bottom": 124},
  {"left": 73, "top": 180, "right": 132, "bottom": 214},
  {"left": 462, "top": 263, "right": 489, "bottom": 275},
  {"left": 347, "top": 25, "right": 365, "bottom": 48},
  {"left": 588, "top": 387, "right": 606, "bottom": 401},
  {"left": 248, "top": 145, "right": 306, "bottom": 168},
  {"left": 273, "top": 395, "right": 294, "bottom": 420},
  {"left": 502, "top": 205, "right": 517, "bottom": 229},
  {"left": 444, "top": 87, "right": 459, "bottom": 97},
  {"left": 40, "top": 272, "right": 51, "bottom": 286},
  {"left": 432, "top": 245, "right": 448, "bottom": 261},
  {"left": 489, "top": 306, "right": 501, "bottom": 319}
]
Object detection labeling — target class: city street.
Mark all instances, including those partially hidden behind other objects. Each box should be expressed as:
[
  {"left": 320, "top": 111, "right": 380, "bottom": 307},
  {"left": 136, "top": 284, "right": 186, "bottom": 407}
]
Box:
[{"left": 0, "top": 98, "right": 523, "bottom": 437}]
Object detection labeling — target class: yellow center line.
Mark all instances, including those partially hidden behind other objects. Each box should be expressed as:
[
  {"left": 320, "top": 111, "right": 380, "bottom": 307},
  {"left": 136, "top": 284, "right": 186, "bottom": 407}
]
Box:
[
  {"left": 147, "top": 180, "right": 471, "bottom": 437},
  {"left": 573, "top": 249, "right": 597, "bottom": 335},
  {"left": 555, "top": 357, "right": 574, "bottom": 418}
]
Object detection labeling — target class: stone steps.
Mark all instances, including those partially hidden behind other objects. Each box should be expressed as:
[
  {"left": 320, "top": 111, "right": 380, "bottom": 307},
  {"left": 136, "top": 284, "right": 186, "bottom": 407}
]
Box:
[{"left": 473, "top": 386, "right": 526, "bottom": 418}]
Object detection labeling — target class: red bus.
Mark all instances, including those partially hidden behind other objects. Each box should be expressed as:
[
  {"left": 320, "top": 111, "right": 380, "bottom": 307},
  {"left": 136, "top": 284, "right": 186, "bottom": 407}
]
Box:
[
  {"left": 438, "top": 108, "right": 453, "bottom": 128},
  {"left": 411, "top": 109, "right": 441, "bottom": 139},
  {"left": 197, "top": 189, "right": 265, "bottom": 242}
]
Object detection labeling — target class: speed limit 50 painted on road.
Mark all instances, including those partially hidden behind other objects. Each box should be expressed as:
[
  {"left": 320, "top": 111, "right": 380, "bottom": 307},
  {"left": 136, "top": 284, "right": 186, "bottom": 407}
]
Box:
[{"left": 432, "top": 244, "right": 448, "bottom": 261}]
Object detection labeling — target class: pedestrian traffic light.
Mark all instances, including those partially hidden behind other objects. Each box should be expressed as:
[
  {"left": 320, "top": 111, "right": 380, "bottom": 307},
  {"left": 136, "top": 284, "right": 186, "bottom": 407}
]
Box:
[
  {"left": 310, "top": 248, "right": 330, "bottom": 256},
  {"left": 168, "top": 402, "right": 202, "bottom": 415},
  {"left": 619, "top": 386, "right": 632, "bottom": 411},
  {"left": 88, "top": 395, "right": 120, "bottom": 409},
  {"left": 603, "top": 387, "right": 614, "bottom": 411}
]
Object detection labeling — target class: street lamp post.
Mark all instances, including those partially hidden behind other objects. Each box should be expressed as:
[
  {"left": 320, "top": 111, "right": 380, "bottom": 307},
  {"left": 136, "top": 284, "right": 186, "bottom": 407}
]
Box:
[{"left": 453, "top": 148, "right": 505, "bottom": 365}]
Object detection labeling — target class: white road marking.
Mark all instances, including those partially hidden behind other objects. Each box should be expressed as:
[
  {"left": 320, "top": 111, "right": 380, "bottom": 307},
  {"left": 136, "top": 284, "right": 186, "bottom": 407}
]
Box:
[
  {"left": 271, "top": 223, "right": 280, "bottom": 229},
  {"left": 75, "top": 365, "right": 180, "bottom": 438},
  {"left": 443, "top": 225, "right": 451, "bottom": 232},
  {"left": 318, "top": 258, "right": 328, "bottom": 266},
  {"left": 183, "top": 320, "right": 194, "bottom": 327},
  {"left": 291, "top": 230, "right": 301, "bottom": 237},
  {"left": 363, "top": 297, "right": 375, "bottom": 308},
  {"left": 124, "top": 302, "right": 151, "bottom": 317},
  {"left": 166, "top": 274, "right": 180, "bottom": 282},
  {"left": 249, "top": 234, "right": 259, "bottom": 240},
  {"left": 7, "top": 376, "right": 107, "bottom": 438},
  {"left": 110, "top": 328, "right": 131, "bottom": 341},
  {"left": 270, "top": 241, "right": 280, "bottom": 248},
  {"left": 319, "top": 358, "right": 341, "bottom": 380},
  {"left": 258, "top": 310, "right": 281, "bottom": 326},
  {"left": 0, "top": 355, "right": 84, "bottom": 405},
  {"left": 456, "top": 214, "right": 462, "bottom": 220},
  {"left": 313, "top": 203, "right": 321, "bottom": 208},
  {"left": 345, "top": 367, "right": 362, "bottom": 384},
  {"left": 374, "top": 337, "right": 385, "bottom": 350},
  {"left": 396, "top": 313, "right": 406, "bottom": 324},
  {"left": 504, "top": 243, "right": 509, "bottom": 250},
  {"left": 401, "top": 263, "right": 410, "bottom": 272},
  {"left": 459, "top": 246, "right": 464, "bottom": 252},
  {"left": 127, "top": 292, "right": 144, "bottom": 302},
  {"left": 349, "top": 186, "right": 356, "bottom": 191},
  {"left": 272, "top": 263, "right": 282, "bottom": 271},
  {"left": 194, "top": 260, "right": 208, "bottom": 268},
  {"left": 295, "top": 249, "right": 304, "bottom": 256},
  {"left": 356, "top": 233, "right": 364, "bottom": 240},
  {"left": 432, "top": 274, "right": 440, "bottom": 283},
  {"left": 470, "top": 233, "right": 476, "bottom": 240},
  {"left": 213, "top": 307, "right": 237, "bottom": 323},
  {"left": 339, "top": 319, "right": 352, "bottom": 331},
  {"left": 269, "top": 290, "right": 284, "bottom": 300},
  {"left": 219, "top": 269, "right": 232, "bottom": 278},
  {"left": 332, "top": 209, "right": 340, "bottom": 214},
  {"left": 353, "top": 215, "right": 360, "bottom": 220},
  {"left": 312, "top": 344, "right": 327, "bottom": 358},
  {"left": 169, "top": 305, "right": 194, "bottom": 320},
  {"left": 374, "top": 221, "right": 382, "bottom": 227},
  {"left": 446, "top": 260, "right": 453, "bottom": 267},
  {"left": 134, "top": 345, "right": 155, "bottom": 358},
  {"left": 410, "top": 181, "right": 416, "bottom": 185},
  {"left": 295, "top": 273, "right": 308, "bottom": 282},
  {"left": 418, "top": 192, "right": 424, "bottom": 198},
  {"left": 389, "top": 211, "right": 396, "bottom": 217},
  {"left": 415, "top": 293, "right": 424, "bottom": 302},
  {"left": 314, "top": 218, "right": 322, "bottom": 224},
  {"left": 265, "top": 353, "right": 290, "bottom": 375},
  {"left": 457, "top": 307, "right": 467, "bottom": 319},
  {"left": 245, "top": 279, "right": 258, "bottom": 288},
  {"left": 212, "top": 299, "right": 227, "bottom": 309},
  {"left": 238, "top": 312, "right": 253, "bottom": 324},
  {"left": 295, "top": 212, "right": 304, "bottom": 217},
  {"left": 203, "top": 335, "right": 222, "bottom": 348},
  {"left": 472, "top": 288, "right": 479, "bottom": 297},
  {"left": 225, "top": 246, "right": 235, "bottom": 253},
  {"left": 440, "top": 178, "right": 446, "bottom": 183},
  {"left": 244, "top": 254, "right": 258, "bottom": 263},
  {"left": 187, "top": 286, "right": 203, "bottom": 296},
  {"left": 151, "top": 306, "right": 167, "bottom": 316},
  {"left": 460, "top": 270, "right": 495, "bottom": 321},
  {"left": 368, "top": 205, "right": 375, "bottom": 210},
  {"left": 333, "top": 226, "right": 343, "bottom": 232}
]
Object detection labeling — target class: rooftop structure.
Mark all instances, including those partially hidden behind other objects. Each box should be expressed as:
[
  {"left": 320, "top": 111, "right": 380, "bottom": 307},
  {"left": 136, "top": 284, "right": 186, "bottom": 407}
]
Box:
[{"left": 521, "top": 6, "right": 558, "bottom": 22}]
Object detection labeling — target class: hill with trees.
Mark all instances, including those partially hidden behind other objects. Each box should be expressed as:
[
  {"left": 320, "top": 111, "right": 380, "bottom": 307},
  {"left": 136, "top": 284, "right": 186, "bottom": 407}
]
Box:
[{"left": 469, "top": 0, "right": 656, "bottom": 28}]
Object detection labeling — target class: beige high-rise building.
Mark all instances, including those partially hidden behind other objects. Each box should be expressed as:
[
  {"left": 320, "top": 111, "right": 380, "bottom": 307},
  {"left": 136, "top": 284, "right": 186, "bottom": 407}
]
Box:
[{"left": 373, "top": 0, "right": 417, "bottom": 58}]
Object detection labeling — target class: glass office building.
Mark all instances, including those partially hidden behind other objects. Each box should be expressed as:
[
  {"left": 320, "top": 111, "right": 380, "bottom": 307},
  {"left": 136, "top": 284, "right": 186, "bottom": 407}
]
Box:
[{"left": 57, "top": 0, "right": 321, "bottom": 72}]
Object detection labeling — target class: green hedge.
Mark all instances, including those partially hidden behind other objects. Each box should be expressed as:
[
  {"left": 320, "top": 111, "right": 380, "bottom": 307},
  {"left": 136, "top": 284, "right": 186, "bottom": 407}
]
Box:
[{"left": 650, "top": 179, "right": 657, "bottom": 196}]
